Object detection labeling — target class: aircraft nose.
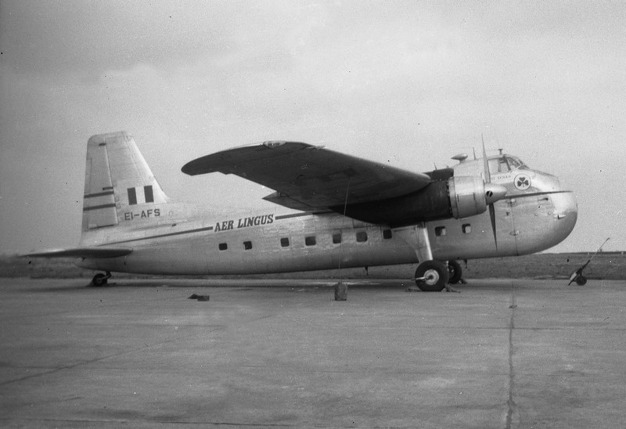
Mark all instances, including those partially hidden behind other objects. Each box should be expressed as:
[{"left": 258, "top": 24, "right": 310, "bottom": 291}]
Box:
[{"left": 553, "top": 190, "right": 578, "bottom": 236}]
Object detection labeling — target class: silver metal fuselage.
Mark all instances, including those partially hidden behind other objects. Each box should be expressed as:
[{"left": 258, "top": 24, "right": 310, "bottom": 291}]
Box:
[{"left": 77, "top": 157, "right": 578, "bottom": 276}]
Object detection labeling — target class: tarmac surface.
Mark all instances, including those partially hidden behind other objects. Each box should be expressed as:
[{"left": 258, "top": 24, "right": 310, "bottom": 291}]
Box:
[{"left": 0, "top": 277, "right": 625, "bottom": 428}]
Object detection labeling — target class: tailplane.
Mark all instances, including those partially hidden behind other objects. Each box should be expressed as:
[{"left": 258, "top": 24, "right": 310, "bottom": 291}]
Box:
[{"left": 82, "top": 131, "right": 169, "bottom": 231}]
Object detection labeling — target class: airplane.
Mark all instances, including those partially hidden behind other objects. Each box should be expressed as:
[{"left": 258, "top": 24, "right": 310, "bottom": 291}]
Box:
[{"left": 26, "top": 131, "right": 578, "bottom": 291}]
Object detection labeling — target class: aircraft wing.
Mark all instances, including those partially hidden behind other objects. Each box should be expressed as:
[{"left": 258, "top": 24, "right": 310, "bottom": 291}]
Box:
[
  {"left": 182, "top": 142, "right": 432, "bottom": 210},
  {"left": 25, "top": 247, "right": 133, "bottom": 258}
]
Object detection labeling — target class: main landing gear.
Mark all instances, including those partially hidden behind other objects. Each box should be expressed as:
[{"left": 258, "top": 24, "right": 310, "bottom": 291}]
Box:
[
  {"left": 91, "top": 271, "right": 111, "bottom": 287},
  {"left": 414, "top": 260, "right": 449, "bottom": 292},
  {"left": 395, "top": 224, "right": 465, "bottom": 292},
  {"left": 446, "top": 259, "right": 463, "bottom": 285},
  {"left": 414, "top": 260, "right": 463, "bottom": 292}
]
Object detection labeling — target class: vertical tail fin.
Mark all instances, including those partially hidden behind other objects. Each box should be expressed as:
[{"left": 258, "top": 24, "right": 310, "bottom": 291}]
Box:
[{"left": 82, "top": 132, "right": 169, "bottom": 231}]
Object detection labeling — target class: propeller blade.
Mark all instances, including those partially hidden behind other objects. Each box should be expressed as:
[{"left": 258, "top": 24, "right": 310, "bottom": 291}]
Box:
[
  {"left": 482, "top": 135, "right": 499, "bottom": 248},
  {"left": 489, "top": 203, "right": 498, "bottom": 250},
  {"left": 482, "top": 135, "right": 491, "bottom": 184}
]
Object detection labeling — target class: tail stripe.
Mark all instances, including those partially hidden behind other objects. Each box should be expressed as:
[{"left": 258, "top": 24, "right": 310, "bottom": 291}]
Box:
[
  {"left": 83, "top": 203, "right": 117, "bottom": 212},
  {"left": 84, "top": 191, "right": 115, "bottom": 199},
  {"left": 128, "top": 188, "right": 137, "bottom": 205},
  {"left": 127, "top": 185, "right": 155, "bottom": 205},
  {"left": 144, "top": 185, "right": 154, "bottom": 203}
]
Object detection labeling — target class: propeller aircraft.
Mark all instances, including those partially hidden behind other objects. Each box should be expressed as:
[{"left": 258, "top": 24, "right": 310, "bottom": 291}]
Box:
[{"left": 26, "top": 131, "right": 578, "bottom": 291}]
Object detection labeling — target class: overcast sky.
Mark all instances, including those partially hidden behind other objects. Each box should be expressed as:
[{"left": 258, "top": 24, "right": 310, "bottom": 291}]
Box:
[{"left": 1, "top": 0, "right": 625, "bottom": 254}]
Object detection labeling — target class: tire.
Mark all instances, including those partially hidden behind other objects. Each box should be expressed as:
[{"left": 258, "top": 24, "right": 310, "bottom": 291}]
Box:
[
  {"left": 415, "top": 260, "right": 449, "bottom": 292},
  {"left": 92, "top": 273, "right": 108, "bottom": 287},
  {"left": 447, "top": 260, "right": 463, "bottom": 284}
]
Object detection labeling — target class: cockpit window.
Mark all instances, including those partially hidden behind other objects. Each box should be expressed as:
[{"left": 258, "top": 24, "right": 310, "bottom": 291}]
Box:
[
  {"left": 506, "top": 156, "right": 527, "bottom": 170},
  {"left": 488, "top": 156, "right": 527, "bottom": 173},
  {"left": 488, "top": 157, "right": 510, "bottom": 173}
]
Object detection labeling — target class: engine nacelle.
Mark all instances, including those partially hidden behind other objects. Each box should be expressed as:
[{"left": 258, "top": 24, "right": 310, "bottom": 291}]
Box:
[
  {"left": 447, "top": 176, "right": 507, "bottom": 219},
  {"left": 337, "top": 174, "right": 507, "bottom": 227}
]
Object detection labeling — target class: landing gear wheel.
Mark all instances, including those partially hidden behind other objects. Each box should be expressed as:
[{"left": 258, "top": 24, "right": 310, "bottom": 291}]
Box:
[
  {"left": 92, "top": 274, "right": 107, "bottom": 287},
  {"left": 415, "top": 260, "right": 449, "bottom": 292},
  {"left": 447, "top": 260, "right": 463, "bottom": 284},
  {"left": 91, "top": 271, "right": 111, "bottom": 287},
  {"left": 575, "top": 275, "right": 587, "bottom": 286}
]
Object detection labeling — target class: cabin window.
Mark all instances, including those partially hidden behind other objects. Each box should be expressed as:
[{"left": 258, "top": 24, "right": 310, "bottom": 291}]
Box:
[
  {"left": 218, "top": 243, "right": 228, "bottom": 251},
  {"left": 356, "top": 231, "right": 368, "bottom": 242},
  {"left": 435, "top": 226, "right": 447, "bottom": 237},
  {"left": 462, "top": 224, "right": 472, "bottom": 234},
  {"left": 280, "top": 237, "right": 290, "bottom": 247},
  {"left": 383, "top": 229, "right": 392, "bottom": 239},
  {"left": 243, "top": 241, "right": 252, "bottom": 250},
  {"left": 305, "top": 236, "right": 316, "bottom": 246},
  {"left": 332, "top": 232, "right": 342, "bottom": 244}
]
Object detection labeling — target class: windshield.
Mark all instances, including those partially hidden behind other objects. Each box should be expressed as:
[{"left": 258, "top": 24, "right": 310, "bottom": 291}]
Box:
[{"left": 507, "top": 156, "right": 527, "bottom": 169}]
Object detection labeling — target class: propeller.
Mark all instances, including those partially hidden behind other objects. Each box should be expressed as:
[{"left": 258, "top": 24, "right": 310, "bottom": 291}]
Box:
[{"left": 482, "top": 136, "right": 504, "bottom": 249}]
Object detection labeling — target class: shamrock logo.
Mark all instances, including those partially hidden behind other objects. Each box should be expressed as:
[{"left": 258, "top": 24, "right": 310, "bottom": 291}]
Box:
[{"left": 514, "top": 174, "right": 531, "bottom": 190}]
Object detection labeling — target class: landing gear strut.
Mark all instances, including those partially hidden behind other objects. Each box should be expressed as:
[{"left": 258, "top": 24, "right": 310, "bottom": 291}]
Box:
[
  {"left": 395, "top": 224, "right": 453, "bottom": 292},
  {"left": 91, "top": 271, "right": 111, "bottom": 287}
]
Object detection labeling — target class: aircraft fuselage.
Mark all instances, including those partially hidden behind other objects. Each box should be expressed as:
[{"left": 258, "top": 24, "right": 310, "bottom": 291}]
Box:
[{"left": 77, "top": 163, "right": 577, "bottom": 275}]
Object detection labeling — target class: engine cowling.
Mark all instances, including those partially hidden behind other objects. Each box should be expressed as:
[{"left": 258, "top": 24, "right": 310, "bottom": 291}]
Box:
[{"left": 448, "top": 176, "right": 507, "bottom": 219}]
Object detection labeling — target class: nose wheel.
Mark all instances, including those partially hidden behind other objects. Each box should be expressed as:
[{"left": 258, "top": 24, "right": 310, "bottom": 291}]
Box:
[{"left": 414, "top": 260, "right": 449, "bottom": 292}]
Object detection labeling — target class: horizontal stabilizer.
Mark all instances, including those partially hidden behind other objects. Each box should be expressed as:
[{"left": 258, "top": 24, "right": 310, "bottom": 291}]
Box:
[{"left": 24, "top": 247, "right": 133, "bottom": 259}]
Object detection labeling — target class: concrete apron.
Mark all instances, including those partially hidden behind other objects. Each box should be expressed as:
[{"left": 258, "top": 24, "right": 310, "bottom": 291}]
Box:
[{"left": 0, "top": 277, "right": 624, "bottom": 428}]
